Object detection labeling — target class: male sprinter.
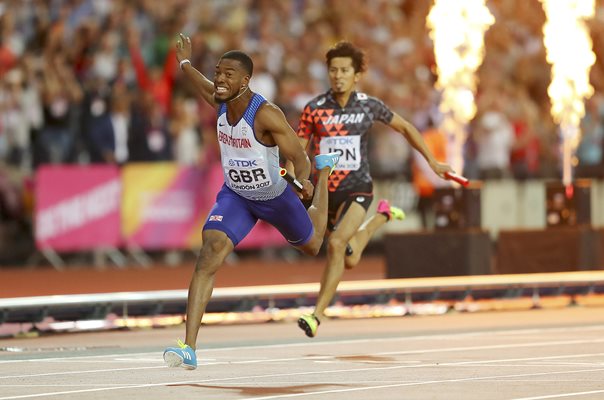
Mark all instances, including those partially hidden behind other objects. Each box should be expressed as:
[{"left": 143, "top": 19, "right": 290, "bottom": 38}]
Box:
[
  {"left": 295, "top": 41, "right": 452, "bottom": 338},
  {"left": 163, "top": 33, "right": 339, "bottom": 369}
]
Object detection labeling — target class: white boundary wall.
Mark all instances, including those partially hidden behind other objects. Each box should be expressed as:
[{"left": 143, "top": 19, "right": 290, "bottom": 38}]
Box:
[{"left": 374, "top": 179, "right": 604, "bottom": 238}]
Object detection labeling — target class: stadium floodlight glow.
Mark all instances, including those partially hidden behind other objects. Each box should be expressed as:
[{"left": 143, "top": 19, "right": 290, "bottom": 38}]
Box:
[
  {"left": 540, "top": 0, "right": 596, "bottom": 186},
  {"left": 427, "top": 0, "right": 494, "bottom": 176}
]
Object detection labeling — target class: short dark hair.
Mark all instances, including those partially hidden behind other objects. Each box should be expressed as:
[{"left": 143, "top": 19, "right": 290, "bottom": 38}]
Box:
[
  {"left": 221, "top": 50, "right": 254, "bottom": 76},
  {"left": 325, "top": 41, "right": 366, "bottom": 73}
]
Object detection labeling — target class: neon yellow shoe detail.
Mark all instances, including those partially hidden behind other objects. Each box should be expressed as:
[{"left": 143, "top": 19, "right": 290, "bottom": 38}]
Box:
[
  {"left": 297, "top": 314, "right": 320, "bottom": 338},
  {"left": 390, "top": 206, "right": 406, "bottom": 221}
]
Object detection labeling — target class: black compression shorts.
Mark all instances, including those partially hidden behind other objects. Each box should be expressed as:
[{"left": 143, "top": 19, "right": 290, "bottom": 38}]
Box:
[{"left": 328, "top": 182, "right": 373, "bottom": 231}]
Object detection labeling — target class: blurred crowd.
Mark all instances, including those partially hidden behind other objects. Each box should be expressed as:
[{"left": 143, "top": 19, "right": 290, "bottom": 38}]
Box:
[{"left": 1, "top": 0, "right": 604, "bottom": 261}]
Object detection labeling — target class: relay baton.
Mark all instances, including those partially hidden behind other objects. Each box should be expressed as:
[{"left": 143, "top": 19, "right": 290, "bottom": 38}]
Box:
[
  {"left": 444, "top": 171, "right": 470, "bottom": 187},
  {"left": 279, "top": 168, "right": 304, "bottom": 192}
]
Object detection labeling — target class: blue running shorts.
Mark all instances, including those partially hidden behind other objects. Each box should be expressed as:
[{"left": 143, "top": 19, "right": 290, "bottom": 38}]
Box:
[{"left": 203, "top": 184, "right": 314, "bottom": 247}]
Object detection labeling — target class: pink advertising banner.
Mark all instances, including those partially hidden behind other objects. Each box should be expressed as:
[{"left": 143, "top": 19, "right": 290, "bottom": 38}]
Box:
[
  {"left": 121, "top": 162, "right": 288, "bottom": 250},
  {"left": 35, "top": 165, "right": 122, "bottom": 251},
  {"left": 121, "top": 163, "right": 210, "bottom": 249}
]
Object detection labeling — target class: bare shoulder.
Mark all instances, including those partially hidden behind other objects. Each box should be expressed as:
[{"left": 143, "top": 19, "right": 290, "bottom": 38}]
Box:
[
  {"left": 258, "top": 101, "right": 285, "bottom": 117},
  {"left": 256, "top": 101, "right": 287, "bottom": 128}
]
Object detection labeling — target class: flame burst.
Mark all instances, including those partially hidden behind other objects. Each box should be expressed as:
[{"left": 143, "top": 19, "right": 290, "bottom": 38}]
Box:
[
  {"left": 427, "top": 0, "right": 494, "bottom": 176},
  {"left": 541, "top": 0, "right": 596, "bottom": 186}
]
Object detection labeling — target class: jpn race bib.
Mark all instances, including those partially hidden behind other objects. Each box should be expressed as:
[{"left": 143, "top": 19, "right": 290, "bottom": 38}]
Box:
[
  {"left": 319, "top": 136, "right": 361, "bottom": 171},
  {"left": 224, "top": 157, "right": 272, "bottom": 191}
]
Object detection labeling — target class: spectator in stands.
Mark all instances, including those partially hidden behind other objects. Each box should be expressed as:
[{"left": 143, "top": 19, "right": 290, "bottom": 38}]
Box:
[
  {"left": 109, "top": 83, "right": 131, "bottom": 165},
  {"left": 0, "top": 8, "right": 20, "bottom": 77},
  {"left": 81, "top": 74, "right": 115, "bottom": 164},
  {"left": 169, "top": 95, "right": 201, "bottom": 166},
  {"left": 474, "top": 91, "right": 515, "bottom": 180},
  {"left": 412, "top": 117, "right": 449, "bottom": 229},
  {"left": 127, "top": 26, "right": 177, "bottom": 116},
  {"left": 36, "top": 54, "right": 83, "bottom": 165},
  {"left": 535, "top": 103, "right": 562, "bottom": 179},
  {"left": 0, "top": 67, "right": 38, "bottom": 170},
  {"left": 128, "top": 90, "right": 173, "bottom": 162},
  {"left": 249, "top": 52, "right": 277, "bottom": 103},
  {"left": 509, "top": 85, "right": 541, "bottom": 180},
  {"left": 576, "top": 94, "right": 604, "bottom": 179}
]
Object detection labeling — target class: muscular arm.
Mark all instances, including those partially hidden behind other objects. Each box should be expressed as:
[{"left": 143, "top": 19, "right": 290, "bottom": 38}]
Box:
[
  {"left": 285, "top": 137, "right": 310, "bottom": 177},
  {"left": 256, "top": 103, "right": 311, "bottom": 182},
  {"left": 181, "top": 63, "right": 217, "bottom": 108},
  {"left": 176, "top": 34, "right": 217, "bottom": 108},
  {"left": 389, "top": 112, "right": 452, "bottom": 177}
]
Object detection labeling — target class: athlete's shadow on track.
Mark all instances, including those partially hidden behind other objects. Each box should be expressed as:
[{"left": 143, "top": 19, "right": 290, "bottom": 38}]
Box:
[{"left": 167, "top": 383, "right": 350, "bottom": 396}]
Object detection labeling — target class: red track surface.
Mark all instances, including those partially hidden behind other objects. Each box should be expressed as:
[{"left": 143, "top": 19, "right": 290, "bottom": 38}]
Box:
[{"left": 0, "top": 256, "right": 385, "bottom": 298}]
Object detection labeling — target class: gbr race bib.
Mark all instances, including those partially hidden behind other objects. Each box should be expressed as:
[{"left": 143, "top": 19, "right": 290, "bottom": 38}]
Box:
[
  {"left": 224, "top": 157, "right": 273, "bottom": 191},
  {"left": 319, "top": 136, "right": 361, "bottom": 171}
]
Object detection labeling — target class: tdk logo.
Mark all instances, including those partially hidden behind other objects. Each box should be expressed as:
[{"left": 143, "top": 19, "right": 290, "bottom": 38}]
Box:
[
  {"left": 229, "top": 159, "right": 258, "bottom": 167},
  {"left": 324, "top": 137, "right": 355, "bottom": 145}
]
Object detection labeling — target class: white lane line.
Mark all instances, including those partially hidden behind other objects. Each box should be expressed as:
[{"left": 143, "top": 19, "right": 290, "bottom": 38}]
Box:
[
  {"left": 440, "top": 352, "right": 604, "bottom": 366},
  {"left": 3, "top": 324, "right": 604, "bottom": 364},
  {"left": 372, "top": 338, "right": 604, "bottom": 358},
  {"left": 509, "top": 389, "right": 604, "bottom": 400},
  {"left": 0, "top": 366, "right": 164, "bottom": 379},
  {"left": 0, "top": 352, "right": 161, "bottom": 364},
  {"left": 2, "top": 364, "right": 604, "bottom": 400},
  {"left": 114, "top": 357, "right": 216, "bottom": 362},
  {"left": 449, "top": 364, "right": 603, "bottom": 369},
  {"left": 480, "top": 380, "right": 591, "bottom": 383},
  {"left": 241, "top": 368, "right": 604, "bottom": 400},
  {"left": 313, "top": 360, "right": 417, "bottom": 365},
  {"left": 1, "top": 384, "right": 142, "bottom": 387},
  {"left": 2, "top": 341, "right": 604, "bottom": 380},
  {"left": 526, "top": 362, "right": 604, "bottom": 366},
  {"left": 20, "top": 360, "right": 163, "bottom": 364},
  {"left": 112, "top": 358, "right": 166, "bottom": 362}
]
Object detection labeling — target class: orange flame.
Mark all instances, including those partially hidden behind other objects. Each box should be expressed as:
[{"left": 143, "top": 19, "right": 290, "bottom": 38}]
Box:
[
  {"left": 427, "top": 0, "right": 495, "bottom": 175},
  {"left": 540, "top": 0, "right": 595, "bottom": 185}
]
